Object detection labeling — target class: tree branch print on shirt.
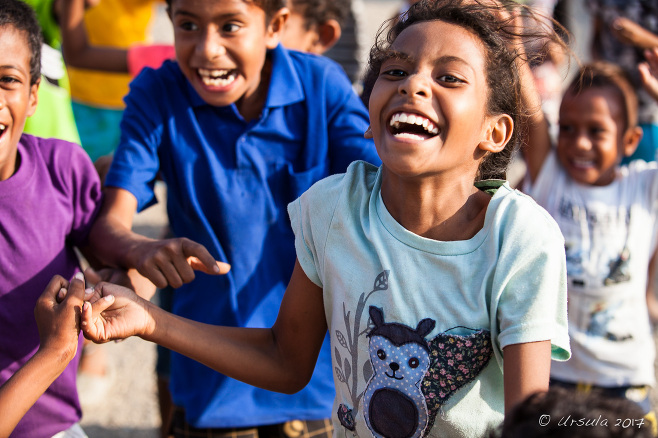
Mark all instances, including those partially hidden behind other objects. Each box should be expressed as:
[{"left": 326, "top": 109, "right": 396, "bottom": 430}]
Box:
[{"left": 335, "top": 270, "right": 389, "bottom": 431}]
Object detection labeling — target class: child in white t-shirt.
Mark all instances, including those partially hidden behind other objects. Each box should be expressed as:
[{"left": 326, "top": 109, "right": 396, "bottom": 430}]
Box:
[{"left": 523, "top": 55, "right": 658, "bottom": 424}]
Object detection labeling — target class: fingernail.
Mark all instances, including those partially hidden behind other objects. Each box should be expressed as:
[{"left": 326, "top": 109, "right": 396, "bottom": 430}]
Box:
[
  {"left": 104, "top": 295, "right": 114, "bottom": 302},
  {"left": 85, "top": 288, "right": 94, "bottom": 296},
  {"left": 83, "top": 301, "right": 89, "bottom": 311},
  {"left": 74, "top": 272, "right": 84, "bottom": 280},
  {"left": 214, "top": 264, "right": 220, "bottom": 273}
]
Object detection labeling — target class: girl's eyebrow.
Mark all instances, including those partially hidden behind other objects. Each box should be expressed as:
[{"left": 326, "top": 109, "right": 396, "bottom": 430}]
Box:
[
  {"left": 381, "top": 51, "right": 475, "bottom": 74},
  {"left": 0, "top": 65, "right": 26, "bottom": 74},
  {"left": 380, "top": 50, "right": 415, "bottom": 65}
]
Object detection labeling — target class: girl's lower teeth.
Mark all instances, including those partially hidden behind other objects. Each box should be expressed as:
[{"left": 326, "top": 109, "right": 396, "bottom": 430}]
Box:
[{"left": 394, "top": 132, "right": 427, "bottom": 141}]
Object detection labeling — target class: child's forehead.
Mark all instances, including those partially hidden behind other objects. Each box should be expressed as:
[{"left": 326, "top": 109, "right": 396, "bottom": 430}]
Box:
[
  {"left": 169, "top": 0, "right": 261, "bottom": 14},
  {"left": 563, "top": 86, "right": 625, "bottom": 113},
  {"left": 0, "top": 24, "right": 31, "bottom": 56}
]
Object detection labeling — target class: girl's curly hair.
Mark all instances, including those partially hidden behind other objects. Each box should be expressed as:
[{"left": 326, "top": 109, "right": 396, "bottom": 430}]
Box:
[{"left": 362, "top": 0, "right": 569, "bottom": 181}]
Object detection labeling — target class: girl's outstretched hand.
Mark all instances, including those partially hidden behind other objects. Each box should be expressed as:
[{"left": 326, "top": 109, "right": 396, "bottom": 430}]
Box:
[
  {"left": 81, "top": 282, "right": 154, "bottom": 343},
  {"left": 639, "top": 48, "right": 658, "bottom": 102}
]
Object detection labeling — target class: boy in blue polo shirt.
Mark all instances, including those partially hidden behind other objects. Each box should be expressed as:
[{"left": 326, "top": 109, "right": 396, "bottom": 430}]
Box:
[{"left": 88, "top": 0, "right": 379, "bottom": 435}]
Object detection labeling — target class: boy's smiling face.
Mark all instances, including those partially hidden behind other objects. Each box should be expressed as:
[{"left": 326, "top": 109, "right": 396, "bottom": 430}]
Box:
[
  {"left": 0, "top": 25, "right": 38, "bottom": 181},
  {"left": 169, "top": 0, "right": 286, "bottom": 119},
  {"left": 557, "top": 86, "right": 636, "bottom": 186}
]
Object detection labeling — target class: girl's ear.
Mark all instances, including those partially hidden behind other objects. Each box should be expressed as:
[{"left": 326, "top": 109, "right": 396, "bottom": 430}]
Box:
[
  {"left": 478, "top": 114, "right": 513, "bottom": 153},
  {"left": 265, "top": 8, "right": 290, "bottom": 50},
  {"left": 622, "top": 126, "right": 643, "bottom": 157}
]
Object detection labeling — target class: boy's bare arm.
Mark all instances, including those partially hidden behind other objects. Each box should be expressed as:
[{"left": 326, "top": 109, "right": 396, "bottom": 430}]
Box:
[
  {"left": 502, "top": 340, "right": 551, "bottom": 414},
  {"left": 83, "top": 260, "right": 327, "bottom": 393},
  {"left": 89, "top": 187, "right": 227, "bottom": 289}
]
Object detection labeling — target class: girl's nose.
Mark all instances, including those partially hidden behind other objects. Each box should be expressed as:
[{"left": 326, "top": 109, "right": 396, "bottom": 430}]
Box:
[{"left": 398, "top": 73, "right": 430, "bottom": 98}]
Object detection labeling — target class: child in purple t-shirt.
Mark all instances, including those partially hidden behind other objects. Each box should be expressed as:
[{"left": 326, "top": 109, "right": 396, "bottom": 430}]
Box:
[{"left": 0, "top": 1, "right": 102, "bottom": 436}]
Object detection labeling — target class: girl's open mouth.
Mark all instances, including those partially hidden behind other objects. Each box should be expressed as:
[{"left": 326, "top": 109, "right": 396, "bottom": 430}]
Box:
[
  {"left": 388, "top": 112, "right": 439, "bottom": 141},
  {"left": 0, "top": 124, "right": 6, "bottom": 141}
]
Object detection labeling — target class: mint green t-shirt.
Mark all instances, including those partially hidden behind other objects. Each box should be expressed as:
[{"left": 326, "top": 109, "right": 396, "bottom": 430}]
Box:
[{"left": 289, "top": 161, "right": 570, "bottom": 438}]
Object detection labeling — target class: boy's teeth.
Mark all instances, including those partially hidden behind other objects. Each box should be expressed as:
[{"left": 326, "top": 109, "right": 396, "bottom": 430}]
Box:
[
  {"left": 389, "top": 112, "right": 438, "bottom": 136},
  {"left": 198, "top": 69, "right": 236, "bottom": 87}
]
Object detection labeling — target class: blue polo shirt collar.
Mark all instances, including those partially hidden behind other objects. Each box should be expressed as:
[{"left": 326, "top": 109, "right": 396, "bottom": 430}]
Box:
[{"left": 186, "top": 44, "right": 304, "bottom": 109}]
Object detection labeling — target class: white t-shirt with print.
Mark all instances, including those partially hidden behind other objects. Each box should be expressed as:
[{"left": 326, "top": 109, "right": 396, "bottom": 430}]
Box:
[{"left": 528, "top": 151, "right": 658, "bottom": 387}]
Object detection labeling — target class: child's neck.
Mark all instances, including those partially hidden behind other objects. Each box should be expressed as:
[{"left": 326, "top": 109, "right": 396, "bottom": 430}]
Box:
[
  {"left": 0, "top": 147, "right": 19, "bottom": 182},
  {"left": 380, "top": 171, "right": 491, "bottom": 242},
  {"left": 235, "top": 58, "right": 273, "bottom": 122}
]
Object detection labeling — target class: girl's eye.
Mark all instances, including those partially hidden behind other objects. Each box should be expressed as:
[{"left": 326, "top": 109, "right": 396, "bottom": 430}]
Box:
[
  {"left": 381, "top": 69, "right": 406, "bottom": 78},
  {"left": 438, "top": 74, "right": 462, "bottom": 84}
]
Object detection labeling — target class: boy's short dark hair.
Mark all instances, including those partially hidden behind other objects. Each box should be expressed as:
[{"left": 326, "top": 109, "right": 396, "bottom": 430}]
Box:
[
  {"left": 166, "top": 0, "right": 286, "bottom": 20},
  {"left": 288, "top": 0, "right": 350, "bottom": 29},
  {"left": 568, "top": 62, "right": 639, "bottom": 133},
  {"left": 0, "top": 0, "right": 42, "bottom": 86}
]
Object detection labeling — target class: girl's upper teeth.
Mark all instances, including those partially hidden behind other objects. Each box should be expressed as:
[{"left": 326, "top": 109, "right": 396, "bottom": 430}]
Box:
[
  {"left": 0, "top": 124, "right": 5, "bottom": 131},
  {"left": 389, "top": 112, "right": 438, "bottom": 135}
]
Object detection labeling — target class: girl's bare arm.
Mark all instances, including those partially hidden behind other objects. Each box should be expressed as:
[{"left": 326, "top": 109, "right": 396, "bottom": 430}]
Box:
[
  {"left": 84, "top": 260, "right": 328, "bottom": 393},
  {"left": 502, "top": 340, "right": 551, "bottom": 413}
]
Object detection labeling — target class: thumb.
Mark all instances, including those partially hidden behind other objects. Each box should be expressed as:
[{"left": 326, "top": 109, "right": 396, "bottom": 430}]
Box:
[{"left": 84, "top": 266, "right": 102, "bottom": 285}]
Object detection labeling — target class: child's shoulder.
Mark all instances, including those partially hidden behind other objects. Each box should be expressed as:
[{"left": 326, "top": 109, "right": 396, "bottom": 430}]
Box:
[
  {"left": 20, "top": 133, "right": 98, "bottom": 181},
  {"left": 282, "top": 46, "right": 353, "bottom": 88},
  {"left": 21, "top": 133, "right": 87, "bottom": 160},
  {"left": 490, "top": 184, "right": 564, "bottom": 242},
  {"left": 621, "top": 158, "right": 658, "bottom": 177},
  {"left": 130, "top": 59, "right": 187, "bottom": 92},
  {"left": 301, "top": 160, "right": 379, "bottom": 204}
]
